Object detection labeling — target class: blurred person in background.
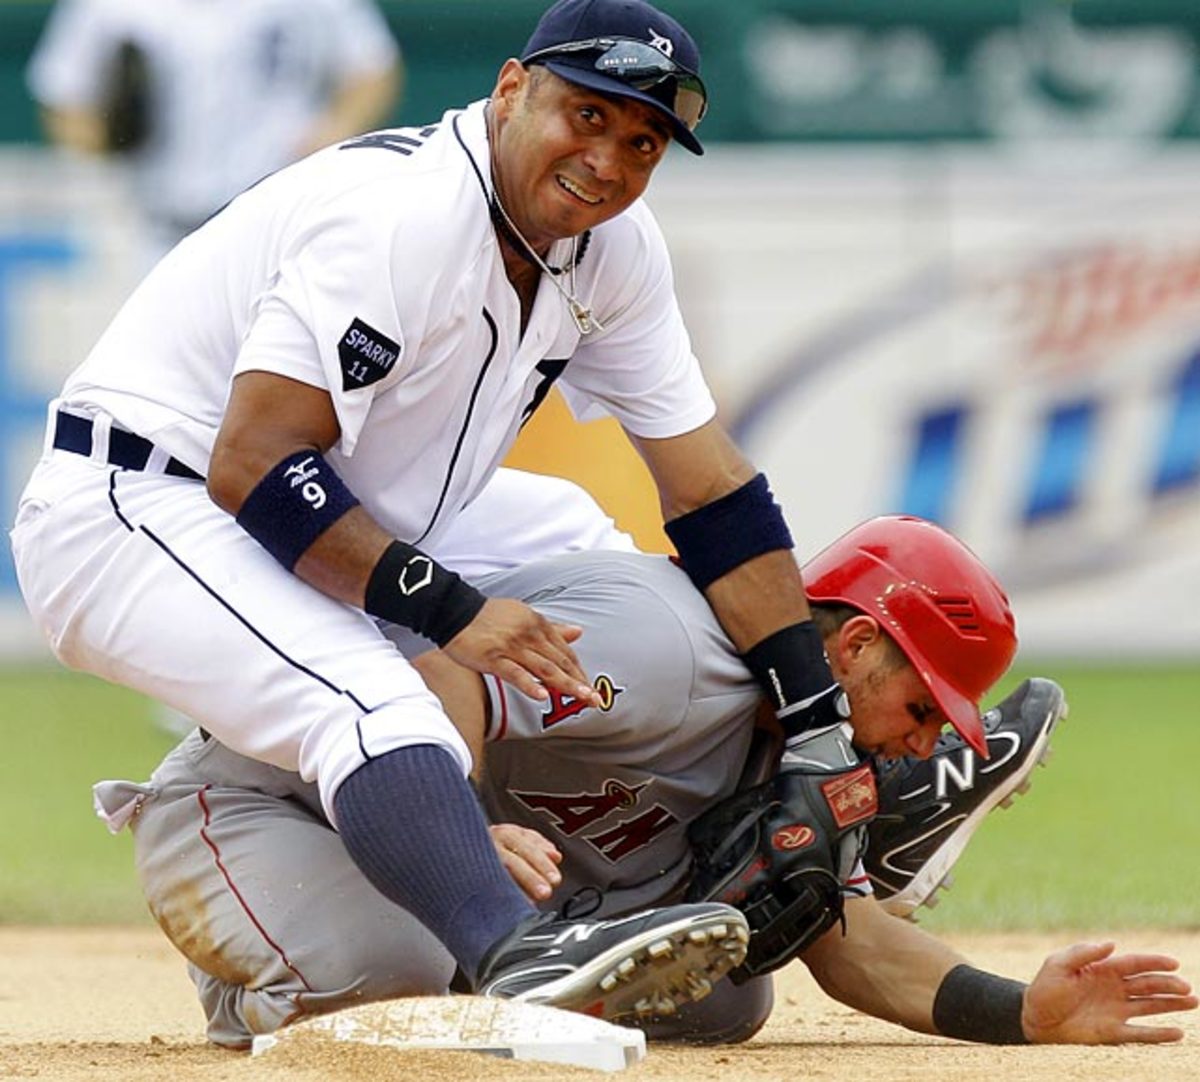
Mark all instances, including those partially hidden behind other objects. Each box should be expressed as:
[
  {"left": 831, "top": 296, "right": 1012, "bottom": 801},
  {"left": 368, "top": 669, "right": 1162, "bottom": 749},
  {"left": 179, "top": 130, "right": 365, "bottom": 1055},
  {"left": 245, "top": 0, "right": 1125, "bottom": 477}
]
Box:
[{"left": 27, "top": 0, "right": 403, "bottom": 260}]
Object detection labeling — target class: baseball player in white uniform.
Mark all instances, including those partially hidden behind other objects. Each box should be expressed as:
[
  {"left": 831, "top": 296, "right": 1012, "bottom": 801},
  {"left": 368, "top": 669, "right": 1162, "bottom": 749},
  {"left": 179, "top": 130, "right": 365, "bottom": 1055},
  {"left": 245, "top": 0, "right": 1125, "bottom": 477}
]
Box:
[
  {"left": 27, "top": 0, "right": 402, "bottom": 255},
  {"left": 93, "top": 508, "right": 1196, "bottom": 1048},
  {"left": 13, "top": 0, "right": 865, "bottom": 1029}
]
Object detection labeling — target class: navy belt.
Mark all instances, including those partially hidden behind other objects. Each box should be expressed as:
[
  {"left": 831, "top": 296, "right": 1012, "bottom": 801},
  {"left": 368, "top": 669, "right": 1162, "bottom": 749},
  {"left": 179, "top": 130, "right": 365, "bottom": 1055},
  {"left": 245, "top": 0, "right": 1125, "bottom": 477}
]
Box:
[{"left": 53, "top": 410, "right": 203, "bottom": 481}]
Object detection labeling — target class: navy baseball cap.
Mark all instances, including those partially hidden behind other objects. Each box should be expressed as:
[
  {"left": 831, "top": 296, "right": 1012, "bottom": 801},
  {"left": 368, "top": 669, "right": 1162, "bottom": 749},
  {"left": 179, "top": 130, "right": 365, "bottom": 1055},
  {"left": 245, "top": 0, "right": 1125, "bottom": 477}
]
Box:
[{"left": 521, "top": 0, "right": 708, "bottom": 155}]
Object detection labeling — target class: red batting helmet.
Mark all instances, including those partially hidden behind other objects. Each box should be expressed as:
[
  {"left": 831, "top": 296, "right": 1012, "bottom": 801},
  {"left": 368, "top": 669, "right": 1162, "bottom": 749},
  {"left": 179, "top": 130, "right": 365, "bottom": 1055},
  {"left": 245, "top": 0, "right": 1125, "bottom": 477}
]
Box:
[{"left": 802, "top": 515, "right": 1017, "bottom": 758}]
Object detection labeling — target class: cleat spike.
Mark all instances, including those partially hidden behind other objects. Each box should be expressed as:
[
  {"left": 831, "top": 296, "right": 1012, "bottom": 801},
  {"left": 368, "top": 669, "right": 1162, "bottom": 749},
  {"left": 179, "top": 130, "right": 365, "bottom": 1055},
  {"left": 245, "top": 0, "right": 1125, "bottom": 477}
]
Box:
[
  {"left": 476, "top": 902, "right": 750, "bottom": 1023},
  {"left": 647, "top": 938, "right": 675, "bottom": 960}
]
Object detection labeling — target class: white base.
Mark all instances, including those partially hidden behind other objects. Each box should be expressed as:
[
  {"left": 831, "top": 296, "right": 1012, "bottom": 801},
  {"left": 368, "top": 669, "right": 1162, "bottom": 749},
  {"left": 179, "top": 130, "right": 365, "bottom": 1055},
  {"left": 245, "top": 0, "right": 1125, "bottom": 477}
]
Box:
[{"left": 250, "top": 995, "right": 646, "bottom": 1073}]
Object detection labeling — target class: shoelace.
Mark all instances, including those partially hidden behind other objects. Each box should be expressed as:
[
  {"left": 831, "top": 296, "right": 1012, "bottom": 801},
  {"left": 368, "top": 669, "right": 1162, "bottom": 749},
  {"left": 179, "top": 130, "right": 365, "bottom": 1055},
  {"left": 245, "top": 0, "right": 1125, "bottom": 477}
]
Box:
[{"left": 558, "top": 884, "right": 605, "bottom": 921}]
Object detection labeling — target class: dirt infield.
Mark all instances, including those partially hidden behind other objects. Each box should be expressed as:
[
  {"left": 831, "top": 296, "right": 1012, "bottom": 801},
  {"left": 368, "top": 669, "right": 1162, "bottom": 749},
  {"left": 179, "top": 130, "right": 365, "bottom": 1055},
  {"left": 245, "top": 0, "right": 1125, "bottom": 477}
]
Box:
[{"left": 1, "top": 927, "right": 1197, "bottom": 1081}]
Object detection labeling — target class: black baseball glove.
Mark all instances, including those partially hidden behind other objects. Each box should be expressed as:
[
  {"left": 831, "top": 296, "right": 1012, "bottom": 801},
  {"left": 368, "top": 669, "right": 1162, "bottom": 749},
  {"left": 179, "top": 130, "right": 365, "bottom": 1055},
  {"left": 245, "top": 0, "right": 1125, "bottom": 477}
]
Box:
[
  {"left": 102, "top": 39, "right": 152, "bottom": 154},
  {"left": 685, "top": 724, "right": 878, "bottom": 981}
]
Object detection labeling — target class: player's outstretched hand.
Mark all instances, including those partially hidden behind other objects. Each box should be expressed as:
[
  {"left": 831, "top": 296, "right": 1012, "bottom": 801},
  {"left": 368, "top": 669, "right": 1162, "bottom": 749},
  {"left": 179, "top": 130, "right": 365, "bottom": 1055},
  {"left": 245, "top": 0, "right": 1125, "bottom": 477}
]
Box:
[
  {"left": 490, "top": 823, "right": 563, "bottom": 903},
  {"left": 443, "top": 597, "right": 602, "bottom": 707},
  {"left": 1022, "top": 941, "right": 1197, "bottom": 1044}
]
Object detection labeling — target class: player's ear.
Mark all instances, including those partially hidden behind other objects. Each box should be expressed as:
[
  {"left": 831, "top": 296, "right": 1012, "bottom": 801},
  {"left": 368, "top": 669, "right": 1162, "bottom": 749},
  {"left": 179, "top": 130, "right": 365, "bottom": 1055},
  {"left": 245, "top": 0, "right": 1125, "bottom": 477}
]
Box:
[
  {"left": 836, "top": 614, "right": 882, "bottom": 665},
  {"left": 491, "top": 59, "right": 531, "bottom": 121}
]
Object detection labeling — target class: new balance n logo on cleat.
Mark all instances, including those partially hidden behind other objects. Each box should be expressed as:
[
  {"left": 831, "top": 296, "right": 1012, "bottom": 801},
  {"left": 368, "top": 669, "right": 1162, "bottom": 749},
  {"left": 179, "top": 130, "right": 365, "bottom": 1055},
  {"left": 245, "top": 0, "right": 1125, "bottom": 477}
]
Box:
[
  {"left": 475, "top": 902, "right": 750, "bottom": 1023},
  {"left": 864, "top": 677, "right": 1068, "bottom": 919}
]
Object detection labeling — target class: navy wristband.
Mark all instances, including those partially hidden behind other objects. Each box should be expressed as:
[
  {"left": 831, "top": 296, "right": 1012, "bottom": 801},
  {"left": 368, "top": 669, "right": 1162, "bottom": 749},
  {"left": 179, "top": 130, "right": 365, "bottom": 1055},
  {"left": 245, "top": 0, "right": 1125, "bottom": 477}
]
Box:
[
  {"left": 932, "top": 964, "right": 1029, "bottom": 1044},
  {"left": 742, "top": 621, "right": 844, "bottom": 737},
  {"left": 364, "top": 540, "right": 487, "bottom": 647},
  {"left": 235, "top": 451, "right": 360, "bottom": 570},
  {"left": 664, "top": 473, "right": 793, "bottom": 591},
  {"left": 662, "top": 475, "right": 792, "bottom": 592}
]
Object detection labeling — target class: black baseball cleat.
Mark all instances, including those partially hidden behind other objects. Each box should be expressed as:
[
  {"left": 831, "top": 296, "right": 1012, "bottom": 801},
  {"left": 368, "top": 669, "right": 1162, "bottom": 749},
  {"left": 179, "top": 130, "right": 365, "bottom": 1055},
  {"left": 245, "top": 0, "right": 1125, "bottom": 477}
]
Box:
[
  {"left": 475, "top": 902, "right": 750, "bottom": 1022},
  {"left": 865, "top": 677, "right": 1068, "bottom": 919}
]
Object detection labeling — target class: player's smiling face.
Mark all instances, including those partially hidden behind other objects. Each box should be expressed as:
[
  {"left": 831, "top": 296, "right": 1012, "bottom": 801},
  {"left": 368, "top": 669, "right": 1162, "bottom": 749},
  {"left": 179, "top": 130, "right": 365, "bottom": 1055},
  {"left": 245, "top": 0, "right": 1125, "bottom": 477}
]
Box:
[
  {"left": 489, "top": 61, "right": 671, "bottom": 251},
  {"left": 827, "top": 616, "right": 948, "bottom": 760}
]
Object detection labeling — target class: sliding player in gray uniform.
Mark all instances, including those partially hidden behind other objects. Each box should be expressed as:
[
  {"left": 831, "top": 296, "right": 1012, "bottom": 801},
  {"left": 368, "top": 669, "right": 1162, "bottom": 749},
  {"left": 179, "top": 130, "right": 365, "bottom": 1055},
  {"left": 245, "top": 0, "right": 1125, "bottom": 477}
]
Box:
[{"left": 96, "top": 512, "right": 1196, "bottom": 1048}]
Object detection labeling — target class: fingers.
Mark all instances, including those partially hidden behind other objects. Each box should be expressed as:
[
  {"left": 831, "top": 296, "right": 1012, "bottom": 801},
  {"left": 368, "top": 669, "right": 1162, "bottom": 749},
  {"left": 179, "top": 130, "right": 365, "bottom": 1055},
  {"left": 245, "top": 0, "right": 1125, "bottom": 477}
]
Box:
[
  {"left": 1028, "top": 941, "right": 1198, "bottom": 1046},
  {"left": 1110, "top": 1022, "right": 1187, "bottom": 1045},
  {"left": 1053, "top": 941, "right": 1117, "bottom": 972},
  {"left": 1102, "top": 953, "right": 1184, "bottom": 979},
  {"left": 541, "top": 621, "right": 598, "bottom": 703},
  {"left": 490, "top": 824, "right": 563, "bottom": 903},
  {"left": 491, "top": 658, "right": 552, "bottom": 703},
  {"left": 1122, "top": 993, "right": 1200, "bottom": 1020},
  {"left": 1120, "top": 974, "right": 1193, "bottom": 1000},
  {"left": 448, "top": 600, "right": 601, "bottom": 706},
  {"left": 521, "top": 640, "right": 599, "bottom": 706},
  {"left": 491, "top": 657, "right": 599, "bottom": 706}
]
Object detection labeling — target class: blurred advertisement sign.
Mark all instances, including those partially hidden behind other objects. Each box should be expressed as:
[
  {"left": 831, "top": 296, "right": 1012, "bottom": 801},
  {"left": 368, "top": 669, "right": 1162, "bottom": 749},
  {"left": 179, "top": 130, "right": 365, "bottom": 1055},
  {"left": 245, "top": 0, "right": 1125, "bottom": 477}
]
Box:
[
  {"left": 647, "top": 144, "right": 1200, "bottom": 659},
  {"left": 0, "top": 151, "right": 141, "bottom": 655},
  {"left": 4, "top": 140, "right": 1200, "bottom": 660},
  {"left": 740, "top": 2, "right": 1197, "bottom": 143},
  {"left": 3, "top": 2, "right": 1200, "bottom": 146}
]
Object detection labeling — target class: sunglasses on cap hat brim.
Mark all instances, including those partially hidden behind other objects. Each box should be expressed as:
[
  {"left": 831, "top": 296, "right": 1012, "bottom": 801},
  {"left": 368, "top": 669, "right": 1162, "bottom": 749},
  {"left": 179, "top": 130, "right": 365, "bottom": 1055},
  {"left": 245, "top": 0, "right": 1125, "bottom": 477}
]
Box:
[{"left": 522, "top": 37, "right": 708, "bottom": 152}]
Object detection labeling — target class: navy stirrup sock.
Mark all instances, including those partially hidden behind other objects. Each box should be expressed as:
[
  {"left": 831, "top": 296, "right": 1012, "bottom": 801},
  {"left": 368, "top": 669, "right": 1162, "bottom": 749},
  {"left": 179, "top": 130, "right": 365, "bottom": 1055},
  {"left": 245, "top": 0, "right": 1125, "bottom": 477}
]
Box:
[{"left": 334, "top": 744, "right": 535, "bottom": 979}]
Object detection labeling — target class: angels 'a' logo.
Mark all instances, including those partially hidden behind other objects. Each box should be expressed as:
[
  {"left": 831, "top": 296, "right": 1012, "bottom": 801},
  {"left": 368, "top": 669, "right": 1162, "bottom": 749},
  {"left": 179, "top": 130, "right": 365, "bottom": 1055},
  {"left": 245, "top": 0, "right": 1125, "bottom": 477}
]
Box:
[
  {"left": 648, "top": 28, "right": 674, "bottom": 57},
  {"left": 514, "top": 778, "right": 646, "bottom": 834},
  {"left": 512, "top": 777, "right": 678, "bottom": 862},
  {"left": 541, "top": 673, "right": 624, "bottom": 729}
]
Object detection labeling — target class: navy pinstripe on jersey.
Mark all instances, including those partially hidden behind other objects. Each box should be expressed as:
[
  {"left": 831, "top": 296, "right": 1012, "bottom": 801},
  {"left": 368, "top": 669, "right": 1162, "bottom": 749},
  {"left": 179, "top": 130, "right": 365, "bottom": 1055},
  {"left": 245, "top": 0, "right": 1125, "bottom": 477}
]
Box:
[
  {"left": 413, "top": 308, "right": 500, "bottom": 544},
  {"left": 339, "top": 126, "right": 439, "bottom": 156}
]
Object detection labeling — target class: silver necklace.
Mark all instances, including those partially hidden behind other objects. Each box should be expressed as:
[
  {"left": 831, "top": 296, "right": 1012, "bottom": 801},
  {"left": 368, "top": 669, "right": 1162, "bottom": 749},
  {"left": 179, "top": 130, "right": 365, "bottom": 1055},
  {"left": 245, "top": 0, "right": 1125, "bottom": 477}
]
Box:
[{"left": 490, "top": 193, "right": 603, "bottom": 336}]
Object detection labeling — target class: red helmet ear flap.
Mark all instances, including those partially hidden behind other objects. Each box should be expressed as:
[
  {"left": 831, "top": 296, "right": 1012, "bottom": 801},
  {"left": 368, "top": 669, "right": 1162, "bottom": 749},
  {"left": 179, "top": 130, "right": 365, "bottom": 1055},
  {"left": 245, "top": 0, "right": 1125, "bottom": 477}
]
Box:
[{"left": 802, "top": 516, "right": 1016, "bottom": 757}]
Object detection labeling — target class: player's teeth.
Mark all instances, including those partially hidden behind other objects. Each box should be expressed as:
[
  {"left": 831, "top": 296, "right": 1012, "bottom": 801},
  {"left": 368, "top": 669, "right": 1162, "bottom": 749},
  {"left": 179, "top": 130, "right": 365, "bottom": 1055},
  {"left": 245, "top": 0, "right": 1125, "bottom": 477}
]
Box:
[{"left": 559, "top": 176, "right": 599, "bottom": 203}]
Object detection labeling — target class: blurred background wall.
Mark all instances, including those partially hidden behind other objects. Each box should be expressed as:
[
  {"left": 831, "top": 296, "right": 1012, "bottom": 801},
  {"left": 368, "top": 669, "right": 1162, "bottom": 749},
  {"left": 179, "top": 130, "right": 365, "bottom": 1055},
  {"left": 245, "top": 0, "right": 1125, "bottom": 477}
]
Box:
[{"left": 3, "top": 0, "right": 1200, "bottom": 660}]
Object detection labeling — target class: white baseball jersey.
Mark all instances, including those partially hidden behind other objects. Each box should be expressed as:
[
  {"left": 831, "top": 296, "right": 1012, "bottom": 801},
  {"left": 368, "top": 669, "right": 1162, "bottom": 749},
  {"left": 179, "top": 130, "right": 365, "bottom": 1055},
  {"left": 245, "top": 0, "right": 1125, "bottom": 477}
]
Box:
[
  {"left": 56, "top": 99, "right": 715, "bottom": 550},
  {"left": 14, "top": 100, "right": 715, "bottom": 829},
  {"left": 27, "top": 0, "right": 399, "bottom": 231}
]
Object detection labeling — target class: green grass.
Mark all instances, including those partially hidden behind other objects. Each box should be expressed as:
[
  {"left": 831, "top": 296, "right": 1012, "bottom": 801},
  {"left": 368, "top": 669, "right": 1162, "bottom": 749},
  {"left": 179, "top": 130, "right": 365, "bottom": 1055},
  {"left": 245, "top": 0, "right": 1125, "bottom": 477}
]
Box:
[
  {"left": 0, "top": 664, "right": 174, "bottom": 924},
  {"left": 2, "top": 662, "right": 1198, "bottom": 928},
  {"left": 921, "top": 664, "right": 1200, "bottom": 932}
]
